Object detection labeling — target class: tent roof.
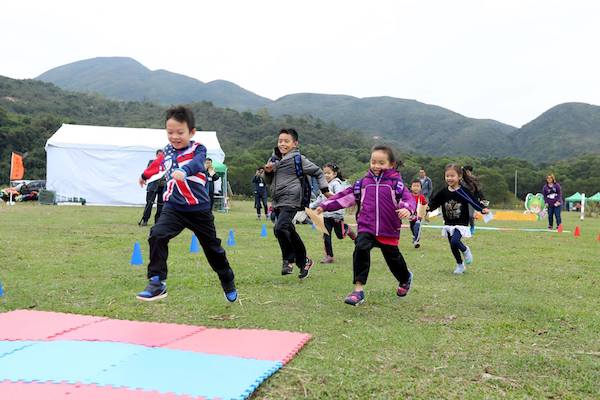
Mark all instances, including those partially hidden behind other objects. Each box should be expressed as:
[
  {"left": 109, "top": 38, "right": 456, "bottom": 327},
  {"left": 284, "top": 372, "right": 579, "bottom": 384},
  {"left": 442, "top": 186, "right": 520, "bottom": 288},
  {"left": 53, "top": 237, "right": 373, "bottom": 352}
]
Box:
[
  {"left": 587, "top": 192, "right": 600, "bottom": 202},
  {"left": 45, "top": 123, "right": 225, "bottom": 163},
  {"left": 565, "top": 192, "right": 582, "bottom": 201}
]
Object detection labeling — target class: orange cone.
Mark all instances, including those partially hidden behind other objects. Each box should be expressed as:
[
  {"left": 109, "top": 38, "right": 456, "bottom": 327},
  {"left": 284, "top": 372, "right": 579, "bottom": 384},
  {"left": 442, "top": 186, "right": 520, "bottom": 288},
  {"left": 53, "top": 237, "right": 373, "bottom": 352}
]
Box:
[
  {"left": 596, "top": 233, "right": 600, "bottom": 241},
  {"left": 557, "top": 224, "right": 563, "bottom": 233},
  {"left": 574, "top": 226, "right": 581, "bottom": 237}
]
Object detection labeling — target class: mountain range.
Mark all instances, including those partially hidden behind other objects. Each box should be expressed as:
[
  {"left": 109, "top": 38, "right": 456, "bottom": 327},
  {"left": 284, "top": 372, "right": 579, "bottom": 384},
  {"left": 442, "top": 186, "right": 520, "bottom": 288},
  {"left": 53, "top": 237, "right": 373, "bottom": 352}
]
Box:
[{"left": 33, "top": 57, "right": 600, "bottom": 162}]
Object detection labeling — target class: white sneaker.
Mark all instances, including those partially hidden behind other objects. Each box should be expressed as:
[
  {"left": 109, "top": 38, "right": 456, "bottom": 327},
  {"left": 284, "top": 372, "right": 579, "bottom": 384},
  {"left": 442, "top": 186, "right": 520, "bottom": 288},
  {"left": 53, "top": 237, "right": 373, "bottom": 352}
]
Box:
[
  {"left": 462, "top": 246, "right": 473, "bottom": 265},
  {"left": 453, "top": 263, "right": 465, "bottom": 274}
]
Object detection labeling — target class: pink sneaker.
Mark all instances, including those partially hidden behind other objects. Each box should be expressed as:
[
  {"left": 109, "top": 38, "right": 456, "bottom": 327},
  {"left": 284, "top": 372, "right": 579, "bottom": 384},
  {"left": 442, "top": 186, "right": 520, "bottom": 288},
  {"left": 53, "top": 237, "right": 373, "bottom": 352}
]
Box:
[
  {"left": 344, "top": 290, "right": 365, "bottom": 306},
  {"left": 320, "top": 255, "right": 335, "bottom": 264},
  {"left": 396, "top": 271, "right": 413, "bottom": 297}
]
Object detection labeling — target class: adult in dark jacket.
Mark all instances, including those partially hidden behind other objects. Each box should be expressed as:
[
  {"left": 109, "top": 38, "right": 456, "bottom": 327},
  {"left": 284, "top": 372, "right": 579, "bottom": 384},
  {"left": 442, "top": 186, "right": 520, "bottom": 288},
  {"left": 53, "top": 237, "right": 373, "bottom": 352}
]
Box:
[
  {"left": 139, "top": 149, "right": 165, "bottom": 226},
  {"left": 252, "top": 167, "right": 268, "bottom": 219},
  {"left": 205, "top": 157, "right": 220, "bottom": 211}
]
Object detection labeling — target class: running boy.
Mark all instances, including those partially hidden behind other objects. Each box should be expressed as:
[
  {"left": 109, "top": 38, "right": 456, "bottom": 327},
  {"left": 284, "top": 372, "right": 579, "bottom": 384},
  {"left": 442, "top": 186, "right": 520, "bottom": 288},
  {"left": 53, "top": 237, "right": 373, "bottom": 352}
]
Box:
[
  {"left": 136, "top": 106, "right": 236, "bottom": 302},
  {"left": 264, "top": 128, "right": 330, "bottom": 279},
  {"left": 409, "top": 179, "right": 428, "bottom": 248}
]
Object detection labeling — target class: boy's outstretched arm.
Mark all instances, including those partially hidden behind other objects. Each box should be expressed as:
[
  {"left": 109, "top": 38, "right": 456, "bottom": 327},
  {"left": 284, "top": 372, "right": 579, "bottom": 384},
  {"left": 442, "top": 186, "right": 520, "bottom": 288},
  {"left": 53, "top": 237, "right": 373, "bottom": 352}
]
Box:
[{"left": 180, "top": 144, "right": 206, "bottom": 177}]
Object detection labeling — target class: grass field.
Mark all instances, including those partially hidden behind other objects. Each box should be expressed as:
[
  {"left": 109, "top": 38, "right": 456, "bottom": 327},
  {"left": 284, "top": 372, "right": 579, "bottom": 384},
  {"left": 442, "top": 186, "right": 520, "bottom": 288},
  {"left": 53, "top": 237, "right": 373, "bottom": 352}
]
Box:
[{"left": 1, "top": 200, "right": 599, "bottom": 399}]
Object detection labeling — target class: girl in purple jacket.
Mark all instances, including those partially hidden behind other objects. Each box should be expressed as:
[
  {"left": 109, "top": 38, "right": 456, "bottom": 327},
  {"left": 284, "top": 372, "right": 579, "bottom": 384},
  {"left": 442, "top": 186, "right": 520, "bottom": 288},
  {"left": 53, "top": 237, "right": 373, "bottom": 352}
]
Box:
[
  {"left": 542, "top": 174, "right": 562, "bottom": 230},
  {"left": 315, "top": 145, "right": 416, "bottom": 306}
]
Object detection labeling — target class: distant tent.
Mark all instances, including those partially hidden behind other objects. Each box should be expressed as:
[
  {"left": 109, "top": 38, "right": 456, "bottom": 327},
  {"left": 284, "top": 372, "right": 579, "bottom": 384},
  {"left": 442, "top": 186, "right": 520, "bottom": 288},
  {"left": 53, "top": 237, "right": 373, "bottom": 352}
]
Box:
[
  {"left": 45, "top": 124, "right": 225, "bottom": 206},
  {"left": 564, "top": 192, "right": 582, "bottom": 202},
  {"left": 587, "top": 192, "right": 600, "bottom": 202}
]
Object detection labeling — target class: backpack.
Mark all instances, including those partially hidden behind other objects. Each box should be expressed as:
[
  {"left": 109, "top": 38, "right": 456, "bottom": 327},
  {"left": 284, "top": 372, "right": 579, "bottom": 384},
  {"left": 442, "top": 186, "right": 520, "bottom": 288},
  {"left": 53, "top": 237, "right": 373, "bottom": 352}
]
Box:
[
  {"left": 353, "top": 175, "right": 405, "bottom": 213},
  {"left": 293, "top": 153, "right": 313, "bottom": 209}
]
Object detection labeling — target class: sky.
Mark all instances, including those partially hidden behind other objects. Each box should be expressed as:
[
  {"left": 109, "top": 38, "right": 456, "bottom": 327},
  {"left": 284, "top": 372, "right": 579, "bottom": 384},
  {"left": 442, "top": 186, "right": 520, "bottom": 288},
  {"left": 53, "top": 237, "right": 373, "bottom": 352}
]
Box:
[{"left": 1, "top": 0, "right": 599, "bottom": 127}]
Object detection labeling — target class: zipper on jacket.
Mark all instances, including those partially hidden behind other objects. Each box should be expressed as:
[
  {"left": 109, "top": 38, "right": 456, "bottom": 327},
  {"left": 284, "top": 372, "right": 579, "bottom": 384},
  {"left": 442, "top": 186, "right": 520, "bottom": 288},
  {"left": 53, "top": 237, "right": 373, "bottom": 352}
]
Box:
[{"left": 375, "top": 175, "right": 380, "bottom": 235}]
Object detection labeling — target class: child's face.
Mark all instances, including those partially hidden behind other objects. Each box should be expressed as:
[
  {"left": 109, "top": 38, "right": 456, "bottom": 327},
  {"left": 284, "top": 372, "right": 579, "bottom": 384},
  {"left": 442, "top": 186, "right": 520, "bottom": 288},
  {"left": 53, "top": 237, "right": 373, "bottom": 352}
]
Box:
[
  {"left": 205, "top": 160, "right": 213, "bottom": 169},
  {"left": 370, "top": 150, "right": 393, "bottom": 176},
  {"left": 445, "top": 168, "right": 461, "bottom": 188},
  {"left": 277, "top": 133, "right": 298, "bottom": 156},
  {"left": 323, "top": 166, "right": 336, "bottom": 182},
  {"left": 411, "top": 182, "right": 422, "bottom": 194},
  {"left": 166, "top": 118, "right": 195, "bottom": 149}
]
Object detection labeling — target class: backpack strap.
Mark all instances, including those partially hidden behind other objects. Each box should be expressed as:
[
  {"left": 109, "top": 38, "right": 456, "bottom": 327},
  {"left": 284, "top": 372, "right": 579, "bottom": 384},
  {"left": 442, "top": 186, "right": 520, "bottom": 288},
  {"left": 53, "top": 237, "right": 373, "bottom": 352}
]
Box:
[
  {"left": 353, "top": 179, "right": 363, "bottom": 204},
  {"left": 293, "top": 153, "right": 303, "bottom": 178},
  {"left": 394, "top": 178, "right": 405, "bottom": 203}
]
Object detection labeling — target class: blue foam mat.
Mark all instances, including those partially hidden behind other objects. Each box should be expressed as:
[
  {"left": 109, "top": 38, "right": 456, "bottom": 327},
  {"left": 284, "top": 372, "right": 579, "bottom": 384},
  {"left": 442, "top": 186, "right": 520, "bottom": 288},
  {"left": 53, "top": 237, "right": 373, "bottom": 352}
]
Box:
[{"left": 0, "top": 340, "right": 282, "bottom": 399}]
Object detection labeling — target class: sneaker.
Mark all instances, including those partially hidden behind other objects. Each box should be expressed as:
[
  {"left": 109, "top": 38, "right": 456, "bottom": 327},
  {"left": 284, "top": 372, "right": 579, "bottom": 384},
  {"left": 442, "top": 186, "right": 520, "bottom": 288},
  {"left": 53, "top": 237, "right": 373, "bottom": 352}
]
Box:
[
  {"left": 347, "top": 228, "right": 357, "bottom": 241},
  {"left": 397, "top": 271, "right": 413, "bottom": 297},
  {"left": 462, "top": 246, "right": 473, "bottom": 265},
  {"left": 453, "top": 263, "right": 465, "bottom": 274},
  {"left": 224, "top": 289, "right": 238, "bottom": 303},
  {"left": 138, "top": 220, "right": 148, "bottom": 227},
  {"left": 344, "top": 290, "right": 365, "bottom": 306},
  {"left": 281, "top": 260, "right": 293, "bottom": 275},
  {"left": 136, "top": 276, "right": 167, "bottom": 301},
  {"left": 298, "top": 258, "right": 313, "bottom": 279},
  {"left": 413, "top": 240, "right": 420, "bottom": 249},
  {"left": 320, "top": 255, "right": 335, "bottom": 264}
]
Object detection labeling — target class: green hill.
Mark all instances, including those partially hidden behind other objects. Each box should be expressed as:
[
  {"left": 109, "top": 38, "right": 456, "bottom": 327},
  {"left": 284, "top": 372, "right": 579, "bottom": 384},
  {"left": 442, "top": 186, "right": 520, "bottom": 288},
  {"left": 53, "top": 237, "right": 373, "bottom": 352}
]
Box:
[
  {"left": 37, "top": 57, "right": 272, "bottom": 110},
  {"left": 266, "top": 93, "right": 517, "bottom": 157},
  {"left": 510, "top": 102, "right": 600, "bottom": 162}
]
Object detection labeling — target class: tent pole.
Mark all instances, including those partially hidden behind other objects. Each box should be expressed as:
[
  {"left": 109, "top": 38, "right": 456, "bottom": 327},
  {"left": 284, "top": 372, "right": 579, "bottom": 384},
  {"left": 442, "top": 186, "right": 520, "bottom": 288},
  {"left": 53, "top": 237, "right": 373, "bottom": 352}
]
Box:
[{"left": 580, "top": 193, "right": 585, "bottom": 220}]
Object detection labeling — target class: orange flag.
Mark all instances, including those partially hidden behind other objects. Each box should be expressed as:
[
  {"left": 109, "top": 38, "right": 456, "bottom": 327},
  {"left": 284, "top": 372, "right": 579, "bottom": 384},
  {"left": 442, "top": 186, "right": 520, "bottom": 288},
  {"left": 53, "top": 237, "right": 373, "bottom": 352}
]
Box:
[{"left": 10, "top": 152, "right": 25, "bottom": 180}]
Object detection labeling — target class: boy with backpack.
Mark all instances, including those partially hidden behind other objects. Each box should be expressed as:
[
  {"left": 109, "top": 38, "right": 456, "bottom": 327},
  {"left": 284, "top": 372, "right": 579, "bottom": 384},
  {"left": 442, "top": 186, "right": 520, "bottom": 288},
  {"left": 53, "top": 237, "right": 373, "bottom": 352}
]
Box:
[{"left": 263, "top": 128, "right": 331, "bottom": 279}]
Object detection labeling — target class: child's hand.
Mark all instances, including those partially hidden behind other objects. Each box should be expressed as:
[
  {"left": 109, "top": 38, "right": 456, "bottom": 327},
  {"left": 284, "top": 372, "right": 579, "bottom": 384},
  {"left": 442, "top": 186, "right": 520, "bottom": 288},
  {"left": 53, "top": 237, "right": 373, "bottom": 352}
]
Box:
[
  {"left": 324, "top": 191, "right": 333, "bottom": 198},
  {"left": 138, "top": 177, "right": 146, "bottom": 187},
  {"left": 396, "top": 208, "right": 411, "bottom": 219},
  {"left": 315, "top": 207, "right": 324, "bottom": 215},
  {"left": 481, "top": 207, "right": 490, "bottom": 214},
  {"left": 172, "top": 170, "right": 186, "bottom": 181}
]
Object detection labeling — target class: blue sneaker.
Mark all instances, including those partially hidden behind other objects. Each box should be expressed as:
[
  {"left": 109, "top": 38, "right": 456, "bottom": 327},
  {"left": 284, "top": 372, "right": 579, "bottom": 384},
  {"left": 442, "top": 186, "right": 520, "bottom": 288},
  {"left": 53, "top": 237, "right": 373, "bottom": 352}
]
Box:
[
  {"left": 136, "top": 276, "right": 167, "bottom": 301},
  {"left": 344, "top": 290, "right": 365, "bottom": 306},
  {"left": 224, "top": 289, "right": 238, "bottom": 303}
]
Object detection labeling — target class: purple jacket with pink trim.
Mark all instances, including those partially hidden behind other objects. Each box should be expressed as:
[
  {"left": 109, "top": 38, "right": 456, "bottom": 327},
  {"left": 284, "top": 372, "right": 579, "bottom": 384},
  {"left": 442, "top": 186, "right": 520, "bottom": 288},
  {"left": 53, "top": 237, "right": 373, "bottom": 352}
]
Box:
[{"left": 320, "top": 169, "right": 416, "bottom": 237}]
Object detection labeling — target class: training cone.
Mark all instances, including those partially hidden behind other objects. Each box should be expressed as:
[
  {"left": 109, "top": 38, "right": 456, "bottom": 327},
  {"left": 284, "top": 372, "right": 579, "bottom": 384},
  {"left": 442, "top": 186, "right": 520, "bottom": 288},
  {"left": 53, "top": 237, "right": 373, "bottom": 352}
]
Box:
[
  {"left": 130, "top": 241, "right": 143, "bottom": 265},
  {"left": 190, "top": 234, "right": 200, "bottom": 253},
  {"left": 260, "top": 223, "right": 268, "bottom": 238},
  {"left": 574, "top": 226, "right": 581, "bottom": 237},
  {"left": 227, "top": 229, "right": 236, "bottom": 246},
  {"left": 311, "top": 223, "right": 316, "bottom": 230},
  {"left": 557, "top": 224, "right": 563, "bottom": 233},
  {"left": 0, "top": 281, "right": 4, "bottom": 297},
  {"left": 596, "top": 233, "right": 600, "bottom": 241}
]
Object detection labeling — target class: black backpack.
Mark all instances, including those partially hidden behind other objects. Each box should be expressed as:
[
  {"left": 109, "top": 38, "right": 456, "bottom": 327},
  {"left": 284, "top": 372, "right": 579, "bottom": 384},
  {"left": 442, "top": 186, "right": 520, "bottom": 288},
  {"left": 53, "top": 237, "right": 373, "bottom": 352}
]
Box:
[{"left": 293, "top": 153, "right": 312, "bottom": 209}]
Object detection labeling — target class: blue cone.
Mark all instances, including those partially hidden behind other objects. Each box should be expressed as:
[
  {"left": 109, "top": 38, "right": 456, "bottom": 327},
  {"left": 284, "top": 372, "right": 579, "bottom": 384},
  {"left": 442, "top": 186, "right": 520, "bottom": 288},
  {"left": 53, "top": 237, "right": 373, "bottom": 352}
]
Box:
[
  {"left": 311, "top": 223, "right": 316, "bottom": 230},
  {"left": 260, "top": 224, "right": 268, "bottom": 238},
  {"left": 130, "top": 241, "right": 143, "bottom": 265},
  {"left": 190, "top": 234, "right": 201, "bottom": 253},
  {"left": 0, "top": 281, "right": 4, "bottom": 297},
  {"left": 227, "top": 229, "right": 236, "bottom": 246}
]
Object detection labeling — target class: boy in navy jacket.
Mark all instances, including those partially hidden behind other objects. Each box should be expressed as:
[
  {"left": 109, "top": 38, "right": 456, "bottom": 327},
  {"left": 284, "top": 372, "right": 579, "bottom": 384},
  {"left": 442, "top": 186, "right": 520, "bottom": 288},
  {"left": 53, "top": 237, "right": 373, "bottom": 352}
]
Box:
[{"left": 136, "top": 106, "right": 236, "bottom": 302}]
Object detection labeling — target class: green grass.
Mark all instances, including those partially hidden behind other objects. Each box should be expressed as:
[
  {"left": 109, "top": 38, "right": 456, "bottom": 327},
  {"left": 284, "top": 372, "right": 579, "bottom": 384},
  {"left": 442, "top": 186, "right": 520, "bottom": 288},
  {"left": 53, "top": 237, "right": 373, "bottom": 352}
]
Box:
[{"left": 1, "top": 201, "right": 599, "bottom": 399}]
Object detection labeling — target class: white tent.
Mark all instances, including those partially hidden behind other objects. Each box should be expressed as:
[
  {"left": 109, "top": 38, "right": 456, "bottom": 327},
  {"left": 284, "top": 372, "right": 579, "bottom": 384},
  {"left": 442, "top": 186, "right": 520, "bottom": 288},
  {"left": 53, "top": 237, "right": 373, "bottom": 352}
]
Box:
[{"left": 45, "top": 124, "right": 225, "bottom": 206}]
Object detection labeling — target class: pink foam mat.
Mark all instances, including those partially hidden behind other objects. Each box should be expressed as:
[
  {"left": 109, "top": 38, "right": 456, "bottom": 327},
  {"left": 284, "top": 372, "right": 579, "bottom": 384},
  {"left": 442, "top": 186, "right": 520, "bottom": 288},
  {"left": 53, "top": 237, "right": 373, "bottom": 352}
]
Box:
[
  {"left": 54, "top": 319, "right": 206, "bottom": 347},
  {"left": 165, "top": 328, "right": 312, "bottom": 363},
  {"left": 0, "top": 310, "right": 106, "bottom": 340},
  {"left": 0, "top": 381, "right": 204, "bottom": 400}
]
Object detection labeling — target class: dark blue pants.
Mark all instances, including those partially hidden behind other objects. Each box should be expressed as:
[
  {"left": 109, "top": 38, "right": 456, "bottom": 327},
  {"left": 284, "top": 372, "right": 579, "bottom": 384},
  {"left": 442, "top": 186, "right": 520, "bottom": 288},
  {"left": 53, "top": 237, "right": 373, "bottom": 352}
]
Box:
[
  {"left": 547, "top": 205, "right": 562, "bottom": 228},
  {"left": 447, "top": 229, "right": 467, "bottom": 264}
]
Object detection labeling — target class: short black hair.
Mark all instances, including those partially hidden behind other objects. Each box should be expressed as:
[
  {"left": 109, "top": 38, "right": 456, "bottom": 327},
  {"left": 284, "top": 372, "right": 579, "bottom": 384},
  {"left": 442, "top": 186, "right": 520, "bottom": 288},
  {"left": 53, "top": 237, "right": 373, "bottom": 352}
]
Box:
[
  {"left": 156, "top": 149, "right": 163, "bottom": 156},
  {"left": 279, "top": 128, "right": 299, "bottom": 141},
  {"left": 371, "top": 145, "right": 402, "bottom": 166},
  {"left": 165, "top": 106, "right": 195, "bottom": 131},
  {"left": 205, "top": 157, "right": 212, "bottom": 162},
  {"left": 411, "top": 179, "right": 422, "bottom": 185},
  {"left": 463, "top": 165, "right": 473, "bottom": 172}
]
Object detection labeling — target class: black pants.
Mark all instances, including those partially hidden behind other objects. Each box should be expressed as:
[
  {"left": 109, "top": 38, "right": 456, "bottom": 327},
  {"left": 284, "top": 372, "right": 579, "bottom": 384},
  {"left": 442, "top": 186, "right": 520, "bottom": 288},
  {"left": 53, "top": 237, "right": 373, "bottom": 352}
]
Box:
[
  {"left": 352, "top": 232, "right": 410, "bottom": 285},
  {"left": 141, "top": 187, "right": 164, "bottom": 223},
  {"left": 323, "top": 217, "right": 349, "bottom": 257},
  {"left": 447, "top": 229, "right": 467, "bottom": 263},
  {"left": 273, "top": 206, "right": 307, "bottom": 268},
  {"left": 147, "top": 207, "right": 235, "bottom": 291},
  {"left": 254, "top": 190, "right": 268, "bottom": 215}
]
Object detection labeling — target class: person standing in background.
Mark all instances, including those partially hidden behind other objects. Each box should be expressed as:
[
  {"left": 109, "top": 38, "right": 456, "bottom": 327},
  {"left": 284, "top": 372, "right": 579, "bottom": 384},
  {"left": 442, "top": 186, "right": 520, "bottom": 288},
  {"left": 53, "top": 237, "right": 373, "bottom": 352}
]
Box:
[
  {"left": 139, "top": 149, "right": 165, "bottom": 226},
  {"left": 419, "top": 167, "right": 433, "bottom": 201},
  {"left": 543, "top": 174, "right": 562, "bottom": 230},
  {"left": 252, "top": 167, "right": 269, "bottom": 219},
  {"left": 205, "top": 157, "right": 220, "bottom": 211}
]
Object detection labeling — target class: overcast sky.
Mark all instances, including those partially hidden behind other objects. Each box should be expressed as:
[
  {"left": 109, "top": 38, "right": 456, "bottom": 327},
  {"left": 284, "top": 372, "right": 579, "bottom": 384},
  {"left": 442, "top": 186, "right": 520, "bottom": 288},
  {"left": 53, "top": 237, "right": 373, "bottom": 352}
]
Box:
[{"left": 1, "top": 0, "right": 599, "bottom": 127}]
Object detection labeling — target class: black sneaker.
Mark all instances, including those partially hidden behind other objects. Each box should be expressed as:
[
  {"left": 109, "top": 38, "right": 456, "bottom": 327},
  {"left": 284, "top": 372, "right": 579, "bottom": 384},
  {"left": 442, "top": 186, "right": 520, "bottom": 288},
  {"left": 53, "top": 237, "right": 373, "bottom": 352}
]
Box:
[
  {"left": 298, "top": 258, "right": 313, "bottom": 280},
  {"left": 281, "top": 260, "right": 293, "bottom": 275},
  {"left": 136, "top": 276, "right": 167, "bottom": 301}
]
